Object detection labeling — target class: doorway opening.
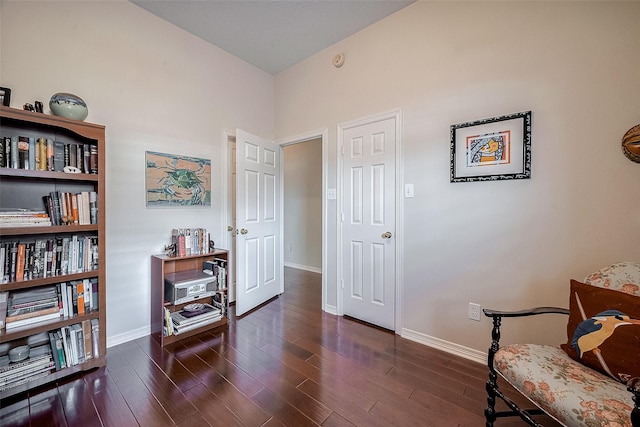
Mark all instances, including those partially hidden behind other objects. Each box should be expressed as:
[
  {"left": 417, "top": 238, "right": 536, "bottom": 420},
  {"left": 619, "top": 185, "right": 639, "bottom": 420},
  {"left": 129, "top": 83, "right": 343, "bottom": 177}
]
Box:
[{"left": 224, "top": 129, "right": 329, "bottom": 311}]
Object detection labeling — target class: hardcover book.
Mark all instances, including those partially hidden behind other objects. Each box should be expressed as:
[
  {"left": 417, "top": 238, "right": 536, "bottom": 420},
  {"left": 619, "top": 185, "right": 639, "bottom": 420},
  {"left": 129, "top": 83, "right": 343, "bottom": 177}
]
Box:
[
  {"left": 53, "top": 141, "right": 65, "bottom": 172},
  {"left": 17, "top": 136, "right": 29, "bottom": 169}
]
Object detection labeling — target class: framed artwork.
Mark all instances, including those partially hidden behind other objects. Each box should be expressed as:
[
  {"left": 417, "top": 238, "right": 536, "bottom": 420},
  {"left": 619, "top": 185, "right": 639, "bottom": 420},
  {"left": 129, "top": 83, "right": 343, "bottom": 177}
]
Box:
[
  {"left": 450, "top": 111, "right": 532, "bottom": 182},
  {"left": 145, "top": 151, "right": 211, "bottom": 206}
]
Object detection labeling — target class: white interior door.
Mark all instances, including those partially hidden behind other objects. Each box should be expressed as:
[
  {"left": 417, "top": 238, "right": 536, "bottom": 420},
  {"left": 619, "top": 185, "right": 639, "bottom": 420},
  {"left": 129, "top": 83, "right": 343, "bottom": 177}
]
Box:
[
  {"left": 341, "top": 115, "right": 397, "bottom": 330},
  {"left": 235, "top": 129, "right": 282, "bottom": 316}
]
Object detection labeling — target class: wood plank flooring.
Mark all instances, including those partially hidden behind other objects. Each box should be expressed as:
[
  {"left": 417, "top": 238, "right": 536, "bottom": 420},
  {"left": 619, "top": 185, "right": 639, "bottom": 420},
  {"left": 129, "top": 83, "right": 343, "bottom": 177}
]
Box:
[{"left": 0, "top": 267, "right": 561, "bottom": 426}]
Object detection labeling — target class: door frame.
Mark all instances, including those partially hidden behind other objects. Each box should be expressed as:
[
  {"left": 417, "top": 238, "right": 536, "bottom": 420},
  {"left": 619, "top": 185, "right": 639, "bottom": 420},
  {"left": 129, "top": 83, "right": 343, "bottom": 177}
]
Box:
[
  {"left": 222, "top": 130, "right": 235, "bottom": 301},
  {"left": 337, "top": 109, "right": 404, "bottom": 333},
  {"left": 278, "top": 128, "right": 329, "bottom": 311},
  {"left": 223, "top": 128, "right": 330, "bottom": 311}
]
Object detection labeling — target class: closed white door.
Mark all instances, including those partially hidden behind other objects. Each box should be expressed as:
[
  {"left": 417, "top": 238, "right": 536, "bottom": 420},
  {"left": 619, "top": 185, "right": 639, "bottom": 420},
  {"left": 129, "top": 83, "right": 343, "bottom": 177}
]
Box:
[
  {"left": 341, "top": 115, "right": 397, "bottom": 330},
  {"left": 235, "top": 129, "right": 282, "bottom": 316}
]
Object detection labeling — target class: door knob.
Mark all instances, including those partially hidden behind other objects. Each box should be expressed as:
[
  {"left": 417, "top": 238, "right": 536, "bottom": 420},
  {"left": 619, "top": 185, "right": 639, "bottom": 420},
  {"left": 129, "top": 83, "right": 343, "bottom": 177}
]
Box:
[
  {"left": 381, "top": 231, "right": 392, "bottom": 239},
  {"left": 227, "top": 226, "right": 234, "bottom": 232},
  {"left": 240, "top": 228, "right": 248, "bottom": 235}
]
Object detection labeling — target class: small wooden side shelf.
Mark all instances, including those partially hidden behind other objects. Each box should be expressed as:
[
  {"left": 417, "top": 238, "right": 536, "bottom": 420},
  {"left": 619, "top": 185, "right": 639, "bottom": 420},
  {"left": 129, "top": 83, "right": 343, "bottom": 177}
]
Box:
[{"left": 150, "top": 250, "right": 228, "bottom": 346}]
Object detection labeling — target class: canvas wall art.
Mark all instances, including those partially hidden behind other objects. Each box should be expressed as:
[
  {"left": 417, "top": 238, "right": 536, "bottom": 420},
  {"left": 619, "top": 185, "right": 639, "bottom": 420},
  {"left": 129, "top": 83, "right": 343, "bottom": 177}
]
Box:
[{"left": 145, "top": 151, "right": 211, "bottom": 206}]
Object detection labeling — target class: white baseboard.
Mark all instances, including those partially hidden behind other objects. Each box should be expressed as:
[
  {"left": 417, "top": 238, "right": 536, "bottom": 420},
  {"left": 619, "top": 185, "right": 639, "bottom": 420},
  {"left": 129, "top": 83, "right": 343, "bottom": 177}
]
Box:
[
  {"left": 401, "top": 327, "right": 487, "bottom": 365},
  {"left": 323, "top": 304, "right": 338, "bottom": 315},
  {"left": 284, "top": 262, "right": 322, "bottom": 274},
  {"left": 107, "top": 325, "right": 150, "bottom": 348}
]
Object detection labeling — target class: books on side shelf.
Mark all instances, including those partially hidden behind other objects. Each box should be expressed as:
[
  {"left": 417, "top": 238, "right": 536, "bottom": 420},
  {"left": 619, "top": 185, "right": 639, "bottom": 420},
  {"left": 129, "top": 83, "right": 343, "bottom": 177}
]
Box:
[
  {"left": 0, "top": 319, "right": 100, "bottom": 392},
  {"left": 170, "top": 228, "right": 214, "bottom": 257},
  {"left": 164, "top": 304, "right": 222, "bottom": 336}
]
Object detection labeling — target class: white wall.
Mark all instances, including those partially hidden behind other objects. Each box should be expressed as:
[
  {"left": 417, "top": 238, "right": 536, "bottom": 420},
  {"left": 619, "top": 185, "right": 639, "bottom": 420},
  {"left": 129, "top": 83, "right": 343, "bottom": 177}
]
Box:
[
  {"left": 275, "top": 2, "right": 640, "bottom": 352},
  {"left": 283, "top": 139, "right": 322, "bottom": 271},
  {"left": 1, "top": 1, "right": 274, "bottom": 345}
]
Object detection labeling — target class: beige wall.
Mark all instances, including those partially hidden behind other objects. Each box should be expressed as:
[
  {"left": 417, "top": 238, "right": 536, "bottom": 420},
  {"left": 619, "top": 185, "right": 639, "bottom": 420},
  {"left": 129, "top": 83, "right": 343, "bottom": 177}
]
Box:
[
  {"left": 0, "top": 1, "right": 275, "bottom": 344},
  {"left": 283, "top": 139, "right": 323, "bottom": 271},
  {"left": 275, "top": 1, "right": 640, "bottom": 351}
]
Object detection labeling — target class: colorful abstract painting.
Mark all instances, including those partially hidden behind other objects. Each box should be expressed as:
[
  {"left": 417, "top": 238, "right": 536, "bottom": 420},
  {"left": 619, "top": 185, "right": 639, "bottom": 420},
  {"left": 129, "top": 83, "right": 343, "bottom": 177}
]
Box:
[
  {"left": 466, "top": 130, "right": 511, "bottom": 167},
  {"left": 145, "top": 151, "right": 211, "bottom": 206}
]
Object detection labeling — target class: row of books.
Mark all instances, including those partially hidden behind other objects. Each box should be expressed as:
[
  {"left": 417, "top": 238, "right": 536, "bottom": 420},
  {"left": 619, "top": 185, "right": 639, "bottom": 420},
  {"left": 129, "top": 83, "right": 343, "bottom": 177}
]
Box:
[
  {"left": 171, "top": 228, "right": 214, "bottom": 257},
  {"left": 0, "top": 320, "right": 99, "bottom": 392},
  {"left": 164, "top": 303, "right": 222, "bottom": 336},
  {"left": 211, "top": 291, "right": 228, "bottom": 317},
  {"left": 0, "top": 136, "right": 98, "bottom": 174},
  {"left": 49, "top": 319, "right": 100, "bottom": 371},
  {"left": 204, "top": 258, "right": 228, "bottom": 291},
  {"left": 0, "top": 280, "right": 98, "bottom": 330},
  {"left": 0, "top": 235, "right": 98, "bottom": 283},
  {"left": 43, "top": 190, "right": 98, "bottom": 226}
]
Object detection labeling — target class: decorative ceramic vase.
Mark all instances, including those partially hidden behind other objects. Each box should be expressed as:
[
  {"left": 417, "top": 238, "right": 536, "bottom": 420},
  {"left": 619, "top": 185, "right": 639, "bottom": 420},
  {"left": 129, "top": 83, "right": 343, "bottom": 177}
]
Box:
[
  {"left": 49, "top": 92, "right": 88, "bottom": 121},
  {"left": 622, "top": 124, "right": 640, "bottom": 163}
]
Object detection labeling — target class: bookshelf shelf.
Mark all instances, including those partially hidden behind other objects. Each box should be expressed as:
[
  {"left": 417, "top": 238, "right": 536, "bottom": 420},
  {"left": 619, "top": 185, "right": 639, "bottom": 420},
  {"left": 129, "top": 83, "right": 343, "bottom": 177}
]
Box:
[
  {"left": 0, "top": 167, "right": 99, "bottom": 182},
  {"left": 0, "top": 271, "right": 98, "bottom": 292},
  {"left": 0, "top": 106, "right": 106, "bottom": 399},
  {"left": 151, "top": 250, "right": 229, "bottom": 346},
  {"left": 0, "top": 311, "right": 100, "bottom": 342},
  {"left": 0, "top": 224, "right": 98, "bottom": 237},
  {"left": 0, "top": 224, "right": 99, "bottom": 236}
]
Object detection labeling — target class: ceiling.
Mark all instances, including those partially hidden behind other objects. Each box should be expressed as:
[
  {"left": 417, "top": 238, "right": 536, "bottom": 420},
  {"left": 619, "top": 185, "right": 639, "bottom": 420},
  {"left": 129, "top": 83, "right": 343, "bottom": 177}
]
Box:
[{"left": 130, "top": 0, "right": 415, "bottom": 75}]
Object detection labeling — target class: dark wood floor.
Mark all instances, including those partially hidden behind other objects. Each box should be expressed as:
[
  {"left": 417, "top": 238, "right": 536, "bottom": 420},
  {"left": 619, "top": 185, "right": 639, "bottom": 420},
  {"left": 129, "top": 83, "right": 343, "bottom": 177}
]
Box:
[{"left": 0, "top": 267, "right": 561, "bottom": 426}]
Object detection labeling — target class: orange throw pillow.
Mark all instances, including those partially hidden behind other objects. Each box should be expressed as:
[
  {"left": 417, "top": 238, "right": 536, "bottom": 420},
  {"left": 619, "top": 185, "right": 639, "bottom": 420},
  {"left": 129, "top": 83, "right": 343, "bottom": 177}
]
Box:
[{"left": 561, "top": 279, "right": 640, "bottom": 382}]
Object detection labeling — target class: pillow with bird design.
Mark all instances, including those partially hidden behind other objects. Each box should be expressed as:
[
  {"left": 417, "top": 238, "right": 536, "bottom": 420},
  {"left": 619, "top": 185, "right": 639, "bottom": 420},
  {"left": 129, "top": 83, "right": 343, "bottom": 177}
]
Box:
[{"left": 561, "top": 279, "right": 640, "bottom": 382}]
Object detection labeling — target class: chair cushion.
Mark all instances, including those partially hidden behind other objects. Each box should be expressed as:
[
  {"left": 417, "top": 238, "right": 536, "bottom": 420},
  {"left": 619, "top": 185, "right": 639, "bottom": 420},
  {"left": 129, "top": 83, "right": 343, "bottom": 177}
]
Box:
[
  {"left": 583, "top": 261, "right": 640, "bottom": 295},
  {"left": 494, "top": 343, "right": 635, "bottom": 427},
  {"left": 561, "top": 279, "right": 640, "bottom": 382}
]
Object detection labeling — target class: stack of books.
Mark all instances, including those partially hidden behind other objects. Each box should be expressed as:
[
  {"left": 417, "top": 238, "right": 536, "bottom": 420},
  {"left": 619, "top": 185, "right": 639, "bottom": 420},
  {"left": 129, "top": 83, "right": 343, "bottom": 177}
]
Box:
[
  {"left": 0, "top": 209, "right": 52, "bottom": 228},
  {"left": 169, "top": 304, "right": 222, "bottom": 335},
  {"left": 0, "top": 346, "right": 55, "bottom": 392},
  {"left": 5, "top": 286, "right": 61, "bottom": 330}
]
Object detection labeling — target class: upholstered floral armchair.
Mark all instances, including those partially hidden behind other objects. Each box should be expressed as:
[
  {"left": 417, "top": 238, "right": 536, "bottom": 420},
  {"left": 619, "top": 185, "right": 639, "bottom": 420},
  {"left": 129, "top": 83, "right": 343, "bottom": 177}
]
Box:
[{"left": 483, "top": 261, "right": 640, "bottom": 427}]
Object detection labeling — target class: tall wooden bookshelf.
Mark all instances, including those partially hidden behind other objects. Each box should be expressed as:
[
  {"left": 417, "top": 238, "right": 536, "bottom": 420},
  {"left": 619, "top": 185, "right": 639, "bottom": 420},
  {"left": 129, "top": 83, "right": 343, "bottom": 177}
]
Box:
[
  {"left": 151, "top": 251, "right": 228, "bottom": 346},
  {"left": 0, "top": 106, "right": 106, "bottom": 399}
]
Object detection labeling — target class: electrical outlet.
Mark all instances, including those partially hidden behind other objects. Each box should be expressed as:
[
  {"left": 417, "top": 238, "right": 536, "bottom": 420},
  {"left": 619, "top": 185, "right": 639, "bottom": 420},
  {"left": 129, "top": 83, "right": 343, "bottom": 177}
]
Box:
[{"left": 468, "top": 303, "right": 481, "bottom": 321}]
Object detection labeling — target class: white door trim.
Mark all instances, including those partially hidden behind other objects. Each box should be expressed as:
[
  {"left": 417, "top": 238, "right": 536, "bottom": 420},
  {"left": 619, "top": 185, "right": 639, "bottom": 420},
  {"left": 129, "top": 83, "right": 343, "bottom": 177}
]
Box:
[
  {"left": 337, "top": 109, "right": 403, "bottom": 332},
  {"left": 277, "top": 128, "right": 330, "bottom": 313},
  {"left": 222, "top": 129, "right": 235, "bottom": 251}
]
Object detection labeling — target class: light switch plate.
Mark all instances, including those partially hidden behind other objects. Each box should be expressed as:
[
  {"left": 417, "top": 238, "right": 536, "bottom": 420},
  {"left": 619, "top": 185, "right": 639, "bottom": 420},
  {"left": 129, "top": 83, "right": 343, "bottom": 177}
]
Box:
[
  {"left": 404, "top": 184, "right": 414, "bottom": 198},
  {"left": 327, "top": 188, "right": 337, "bottom": 200}
]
